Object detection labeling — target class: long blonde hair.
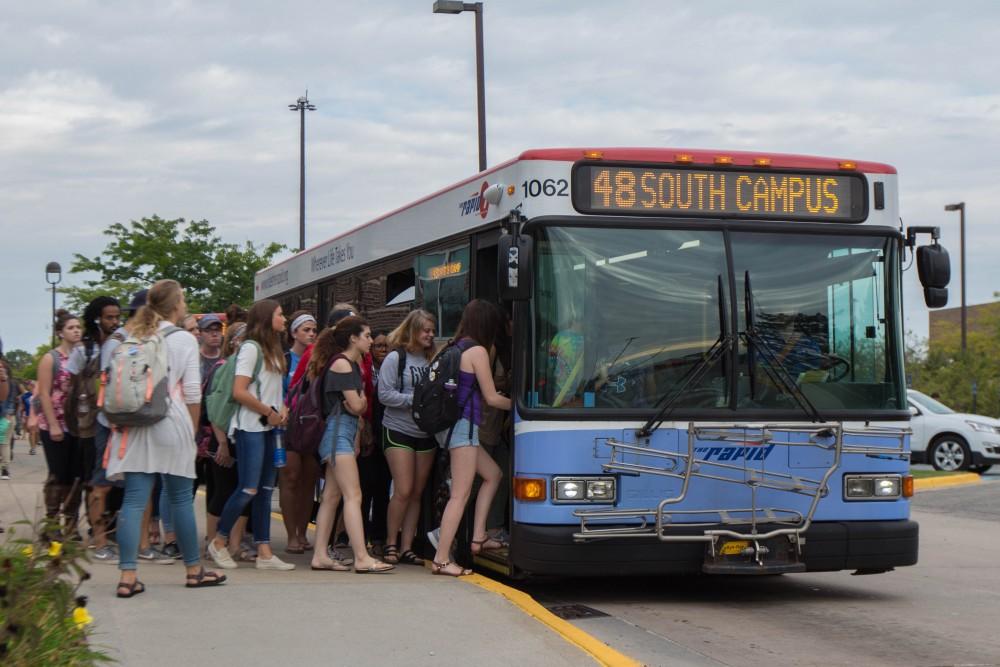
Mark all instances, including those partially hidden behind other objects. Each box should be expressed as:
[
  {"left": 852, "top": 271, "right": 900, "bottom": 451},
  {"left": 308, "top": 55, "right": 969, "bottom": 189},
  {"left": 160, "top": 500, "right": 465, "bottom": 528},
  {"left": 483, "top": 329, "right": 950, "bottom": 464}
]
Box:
[
  {"left": 387, "top": 309, "right": 436, "bottom": 362},
  {"left": 127, "top": 280, "right": 184, "bottom": 339}
]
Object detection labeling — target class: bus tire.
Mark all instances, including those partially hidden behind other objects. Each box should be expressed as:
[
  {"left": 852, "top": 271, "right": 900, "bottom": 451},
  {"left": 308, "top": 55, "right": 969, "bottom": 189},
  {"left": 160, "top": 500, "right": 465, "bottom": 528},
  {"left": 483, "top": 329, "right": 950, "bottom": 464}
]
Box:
[{"left": 929, "top": 434, "right": 972, "bottom": 472}]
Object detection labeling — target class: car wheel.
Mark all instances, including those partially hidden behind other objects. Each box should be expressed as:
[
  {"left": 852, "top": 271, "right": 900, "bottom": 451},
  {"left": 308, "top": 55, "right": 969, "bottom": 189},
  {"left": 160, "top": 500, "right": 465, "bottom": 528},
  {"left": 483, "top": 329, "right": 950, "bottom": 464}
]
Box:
[
  {"left": 929, "top": 435, "right": 972, "bottom": 472},
  {"left": 968, "top": 464, "right": 993, "bottom": 474}
]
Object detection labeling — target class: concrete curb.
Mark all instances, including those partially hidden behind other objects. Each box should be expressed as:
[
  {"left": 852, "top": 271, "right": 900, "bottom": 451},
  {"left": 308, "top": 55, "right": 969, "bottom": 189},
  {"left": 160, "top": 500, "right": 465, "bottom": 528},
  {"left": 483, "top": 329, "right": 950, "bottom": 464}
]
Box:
[
  {"left": 913, "top": 472, "right": 982, "bottom": 491},
  {"left": 463, "top": 573, "right": 643, "bottom": 667}
]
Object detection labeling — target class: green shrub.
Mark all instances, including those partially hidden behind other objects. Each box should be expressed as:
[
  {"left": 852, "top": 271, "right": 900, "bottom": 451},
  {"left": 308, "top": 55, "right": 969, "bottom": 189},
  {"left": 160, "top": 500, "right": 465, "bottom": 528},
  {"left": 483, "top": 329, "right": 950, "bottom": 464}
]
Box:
[{"left": 0, "top": 520, "right": 112, "bottom": 666}]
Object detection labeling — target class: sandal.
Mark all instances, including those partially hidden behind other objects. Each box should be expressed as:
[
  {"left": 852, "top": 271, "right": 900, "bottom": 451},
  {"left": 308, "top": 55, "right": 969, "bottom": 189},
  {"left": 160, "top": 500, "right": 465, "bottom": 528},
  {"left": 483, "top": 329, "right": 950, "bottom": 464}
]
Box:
[
  {"left": 355, "top": 561, "right": 395, "bottom": 574},
  {"left": 185, "top": 568, "right": 227, "bottom": 588},
  {"left": 116, "top": 579, "right": 146, "bottom": 598},
  {"left": 382, "top": 544, "right": 400, "bottom": 564},
  {"left": 398, "top": 550, "right": 424, "bottom": 566},
  {"left": 285, "top": 545, "right": 305, "bottom": 555},
  {"left": 431, "top": 560, "right": 472, "bottom": 577},
  {"left": 311, "top": 561, "right": 350, "bottom": 572},
  {"left": 470, "top": 536, "right": 507, "bottom": 555}
]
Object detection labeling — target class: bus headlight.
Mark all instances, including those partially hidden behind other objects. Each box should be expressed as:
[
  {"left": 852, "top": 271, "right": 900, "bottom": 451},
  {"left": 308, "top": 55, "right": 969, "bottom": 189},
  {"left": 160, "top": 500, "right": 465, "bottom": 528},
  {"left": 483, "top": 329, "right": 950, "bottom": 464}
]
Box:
[
  {"left": 552, "top": 477, "right": 616, "bottom": 504},
  {"left": 843, "top": 474, "right": 902, "bottom": 500}
]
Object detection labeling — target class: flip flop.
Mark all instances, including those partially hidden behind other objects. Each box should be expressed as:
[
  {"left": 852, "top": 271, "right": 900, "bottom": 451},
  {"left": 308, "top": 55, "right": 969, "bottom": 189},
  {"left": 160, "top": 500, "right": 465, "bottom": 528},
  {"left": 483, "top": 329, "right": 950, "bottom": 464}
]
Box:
[
  {"left": 185, "top": 568, "right": 227, "bottom": 588},
  {"left": 431, "top": 560, "right": 472, "bottom": 577},
  {"left": 311, "top": 561, "right": 351, "bottom": 572},
  {"left": 355, "top": 561, "right": 395, "bottom": 574},
  {"left": 116, "top": 579, "right": 146, "bottom": 598},
  {"left": 285, "top": 546, "right": 305, "bottom": 554}
]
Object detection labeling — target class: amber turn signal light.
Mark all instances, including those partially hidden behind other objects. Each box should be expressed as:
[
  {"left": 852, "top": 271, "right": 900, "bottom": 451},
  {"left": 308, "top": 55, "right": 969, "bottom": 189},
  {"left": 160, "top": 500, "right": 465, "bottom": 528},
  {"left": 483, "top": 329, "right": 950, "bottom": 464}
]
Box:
[
  {"left": 514, "top": 477, "right": 546, "bottom": 501},
  {"left": 902, "top": 475, "right": 914, "bottom": 498}
]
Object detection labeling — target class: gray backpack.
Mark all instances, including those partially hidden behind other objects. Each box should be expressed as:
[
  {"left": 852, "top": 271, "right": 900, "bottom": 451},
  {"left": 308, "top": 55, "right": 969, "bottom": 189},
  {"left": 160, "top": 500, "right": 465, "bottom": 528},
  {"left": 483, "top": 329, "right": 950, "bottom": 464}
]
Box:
[{"left": 100, "top": 326, "right": 183, "bottom": 427}]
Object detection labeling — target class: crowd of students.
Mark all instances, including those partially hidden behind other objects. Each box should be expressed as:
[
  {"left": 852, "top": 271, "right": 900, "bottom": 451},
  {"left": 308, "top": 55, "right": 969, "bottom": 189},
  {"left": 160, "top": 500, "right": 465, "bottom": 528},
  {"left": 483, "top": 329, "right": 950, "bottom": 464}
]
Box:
[{"left": 5, "top": 279, "right": 512, "bottom": 595}]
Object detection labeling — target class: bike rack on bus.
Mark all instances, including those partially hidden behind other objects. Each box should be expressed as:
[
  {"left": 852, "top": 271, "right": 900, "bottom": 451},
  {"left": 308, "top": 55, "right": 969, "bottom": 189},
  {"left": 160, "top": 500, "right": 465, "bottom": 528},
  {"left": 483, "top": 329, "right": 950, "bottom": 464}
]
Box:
[{"left": 572, "top": 422, "right": 909, "bottom": 565}]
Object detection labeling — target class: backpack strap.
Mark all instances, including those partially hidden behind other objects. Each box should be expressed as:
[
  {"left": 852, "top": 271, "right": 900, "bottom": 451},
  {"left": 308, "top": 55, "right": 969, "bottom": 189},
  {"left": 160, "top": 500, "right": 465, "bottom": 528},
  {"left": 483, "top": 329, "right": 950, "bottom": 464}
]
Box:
[
  {"left": 49, "top": 349, "right": 62, "bottom": 381},
  {"left": 235, "top": 340, "right": 267, "bottom": 423},
  {"left": 394, "top": 347, "right": 407, "bottom": 391}
]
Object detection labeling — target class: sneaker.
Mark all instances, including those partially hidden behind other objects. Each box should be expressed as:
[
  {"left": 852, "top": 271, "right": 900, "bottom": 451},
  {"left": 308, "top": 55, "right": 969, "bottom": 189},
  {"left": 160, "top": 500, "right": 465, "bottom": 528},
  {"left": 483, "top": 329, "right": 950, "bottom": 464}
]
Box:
[
  {"left": 93, "top": 545, "right": 119, "bottom": 564},
  {"left": 0, "top": 468, "right": 9, "bottom": 480},
  {"left": 207, "top": 540, "right": 238, "bottom": 569},
  {"left": 240, "top": 537, "right": 257, "bottom": 559},
  {"left": 30, "top": 448, "right": 37, "bottom": 455},
  {"left": 426, "top": 527, "right": 441, "bottom": 550},
  {"left": 327, "top": 545, "right": 354, "bottom": 566},
  {"left": 138, "top": 547, "right": 162, "bottom": 561},
  {"left": 256, "top": 554, "right": 295, "bottom": 571},
  {"left": 158, "top": 542, "right": 182, "bottom": 563}
]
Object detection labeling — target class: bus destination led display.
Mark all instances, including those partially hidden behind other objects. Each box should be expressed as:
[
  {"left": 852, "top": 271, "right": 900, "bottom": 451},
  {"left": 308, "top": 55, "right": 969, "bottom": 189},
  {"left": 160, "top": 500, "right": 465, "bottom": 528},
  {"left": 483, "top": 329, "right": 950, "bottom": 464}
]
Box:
[{"left": 573, "top": 164, "right": 866, "bottom": 221}]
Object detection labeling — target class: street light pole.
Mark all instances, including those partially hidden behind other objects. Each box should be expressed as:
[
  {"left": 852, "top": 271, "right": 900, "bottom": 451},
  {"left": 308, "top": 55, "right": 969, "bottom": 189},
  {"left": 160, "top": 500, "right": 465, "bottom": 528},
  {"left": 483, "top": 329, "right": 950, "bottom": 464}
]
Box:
[
  {"left": 433, "top": 1, "right": 487, "bottom": 173},
  {"left": 945, "top": 202, "right": 966, "bottom": 354},
  {"left": 289, "top": 92, "right": 317, "bottom": 251},
  {"left": 45, "top": 261, "right": 62, "bottom": 348}
]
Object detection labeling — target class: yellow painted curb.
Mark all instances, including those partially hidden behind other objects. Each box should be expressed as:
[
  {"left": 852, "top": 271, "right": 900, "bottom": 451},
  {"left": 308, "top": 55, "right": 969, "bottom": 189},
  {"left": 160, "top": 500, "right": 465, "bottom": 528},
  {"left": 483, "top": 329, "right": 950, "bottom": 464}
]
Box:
[
  {"left": 464, "top": 574, "right": 642, "bottom": 667},
  {"left": 913, "top": 472, "right": 982, "bottom": 491}
]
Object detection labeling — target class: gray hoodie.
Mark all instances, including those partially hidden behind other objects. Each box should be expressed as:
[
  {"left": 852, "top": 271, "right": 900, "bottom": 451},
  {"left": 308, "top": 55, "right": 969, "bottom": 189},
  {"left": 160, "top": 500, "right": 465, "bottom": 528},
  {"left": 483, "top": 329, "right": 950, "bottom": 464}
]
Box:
[{"left": 378, "top": 349, "right": 431, "bottom": 438}]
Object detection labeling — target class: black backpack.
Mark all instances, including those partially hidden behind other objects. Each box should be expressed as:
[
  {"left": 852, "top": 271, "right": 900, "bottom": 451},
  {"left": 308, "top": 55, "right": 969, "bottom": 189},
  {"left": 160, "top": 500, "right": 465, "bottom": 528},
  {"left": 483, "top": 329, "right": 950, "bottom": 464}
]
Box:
[{"left": 411, "top": 339, "right": 476, "bottom": 436}]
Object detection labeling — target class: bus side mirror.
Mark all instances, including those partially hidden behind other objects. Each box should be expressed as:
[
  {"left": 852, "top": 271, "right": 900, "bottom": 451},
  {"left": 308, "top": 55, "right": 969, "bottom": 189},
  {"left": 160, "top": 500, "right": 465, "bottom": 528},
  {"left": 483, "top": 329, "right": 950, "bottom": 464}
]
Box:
[
  {"left": 916, "top": 244, "right": 950, "bottom": 308},
  {"left": 498, "top": 232, "right": 533, "bottom": 301}
]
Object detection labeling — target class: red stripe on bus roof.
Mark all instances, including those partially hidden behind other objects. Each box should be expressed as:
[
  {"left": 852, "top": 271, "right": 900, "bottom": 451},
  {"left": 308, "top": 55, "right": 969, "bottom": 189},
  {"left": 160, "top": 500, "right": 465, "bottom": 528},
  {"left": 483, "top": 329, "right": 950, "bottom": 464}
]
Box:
[{"left": 258, "top": 147, "right": 895, "bottom": 274}]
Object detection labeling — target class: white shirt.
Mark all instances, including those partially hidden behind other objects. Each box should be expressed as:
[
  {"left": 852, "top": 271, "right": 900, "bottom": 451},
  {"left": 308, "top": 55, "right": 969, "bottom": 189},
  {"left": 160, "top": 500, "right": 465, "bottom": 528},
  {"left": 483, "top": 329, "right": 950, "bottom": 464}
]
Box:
[{"left": 230, "top": 341, "right": 283, "bottom": 434}]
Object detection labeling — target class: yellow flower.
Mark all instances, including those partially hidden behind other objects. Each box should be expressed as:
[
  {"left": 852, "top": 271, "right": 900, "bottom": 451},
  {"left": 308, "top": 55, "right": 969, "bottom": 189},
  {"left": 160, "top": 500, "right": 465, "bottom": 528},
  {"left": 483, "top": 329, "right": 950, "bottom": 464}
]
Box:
[
  {"left": 21, "top": 545, "right": 34, "bottom": 557},
  {"left": 48, "top": 541, "right": 63, "bottom": 557},
  {"left": 73, "top": 606, "right": 94, "bottom": 628}
]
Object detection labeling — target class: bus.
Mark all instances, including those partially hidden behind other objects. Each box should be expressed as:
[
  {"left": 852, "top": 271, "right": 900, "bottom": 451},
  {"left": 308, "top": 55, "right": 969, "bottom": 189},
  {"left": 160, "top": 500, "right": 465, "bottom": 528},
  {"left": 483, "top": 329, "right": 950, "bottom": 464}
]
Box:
[{"left": 256, "top": 147, "right": 950, "bottom": 577}]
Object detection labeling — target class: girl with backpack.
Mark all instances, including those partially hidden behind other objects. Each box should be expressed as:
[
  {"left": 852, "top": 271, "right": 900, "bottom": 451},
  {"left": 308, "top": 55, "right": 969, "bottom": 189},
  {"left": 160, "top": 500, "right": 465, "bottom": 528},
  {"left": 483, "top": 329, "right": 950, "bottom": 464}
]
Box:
[
  {"left": 36, "top": 309, "right": 83, "bottom": 529},
  {"left": 377, "top": 309, "right": 437, "bottom": 566},
  {"left": 308, "top": 316, "right": 394, "bottom": 573},
  {"left": 103, "top": 280, "right": 227, "bottom": 597},
  {"left": 208, "top": 299, "right": 295, "bottom": 571},
  {"left": 431, "top": 300, "right": 511, "bottom": 577},
  {"left": 280, "top": 310, "right": 319, "bottom": 554}
]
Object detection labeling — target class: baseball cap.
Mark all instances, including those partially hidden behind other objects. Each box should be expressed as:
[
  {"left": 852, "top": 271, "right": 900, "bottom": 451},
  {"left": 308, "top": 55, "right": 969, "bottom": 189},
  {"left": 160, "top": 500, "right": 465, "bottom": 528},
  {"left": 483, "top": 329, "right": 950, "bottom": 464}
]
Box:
[
  {"left": 127, "top": 289, "right": 149, "bottom": 314},
  {"left": 198, "top": 314, "right": 223, "bottom": 330}
]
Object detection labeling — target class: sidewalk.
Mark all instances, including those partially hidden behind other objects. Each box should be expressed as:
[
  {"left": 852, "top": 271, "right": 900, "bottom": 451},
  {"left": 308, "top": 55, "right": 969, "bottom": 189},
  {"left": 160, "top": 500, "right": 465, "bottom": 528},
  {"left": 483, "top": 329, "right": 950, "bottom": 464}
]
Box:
[{"left": 0, "top": 436, "right": 590, "bottom": 667}]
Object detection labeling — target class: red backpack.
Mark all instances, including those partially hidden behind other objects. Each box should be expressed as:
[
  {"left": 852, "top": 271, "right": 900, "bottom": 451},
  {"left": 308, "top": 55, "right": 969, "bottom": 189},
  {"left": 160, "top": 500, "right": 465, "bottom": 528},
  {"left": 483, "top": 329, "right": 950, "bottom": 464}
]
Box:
[{"left": 286, "top": 372, "right": 325, "bottom": 455}]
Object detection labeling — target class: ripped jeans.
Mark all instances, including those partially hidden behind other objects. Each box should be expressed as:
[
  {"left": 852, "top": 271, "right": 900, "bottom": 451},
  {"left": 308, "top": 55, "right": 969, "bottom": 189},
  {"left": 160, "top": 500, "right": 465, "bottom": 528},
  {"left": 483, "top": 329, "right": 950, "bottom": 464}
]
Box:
[{"left": 216, "top": 429, "right": 276, "bottom": 545}]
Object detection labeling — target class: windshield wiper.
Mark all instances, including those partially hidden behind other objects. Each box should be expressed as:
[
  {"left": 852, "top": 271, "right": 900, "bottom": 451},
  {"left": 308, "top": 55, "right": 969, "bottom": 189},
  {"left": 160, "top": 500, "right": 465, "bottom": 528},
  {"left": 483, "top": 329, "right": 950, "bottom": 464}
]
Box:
[
  {"left": 637, "top": 275, "right": 731, "bottom": 438},
  {"left": 741, "top": 270, "right": 822, "bottom": 423}
]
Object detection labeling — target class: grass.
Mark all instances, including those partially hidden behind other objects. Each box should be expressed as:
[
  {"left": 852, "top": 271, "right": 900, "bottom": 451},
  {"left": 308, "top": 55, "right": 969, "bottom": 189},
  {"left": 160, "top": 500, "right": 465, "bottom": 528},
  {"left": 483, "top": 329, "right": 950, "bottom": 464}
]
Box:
[{"left": 909, "top": 469, "right": 967, "bottom": 479}]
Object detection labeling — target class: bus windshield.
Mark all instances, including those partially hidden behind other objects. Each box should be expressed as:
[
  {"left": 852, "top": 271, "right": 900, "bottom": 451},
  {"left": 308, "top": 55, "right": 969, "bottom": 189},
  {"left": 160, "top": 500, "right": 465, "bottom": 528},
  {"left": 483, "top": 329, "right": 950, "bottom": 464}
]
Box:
[{"left": 529, "top": 225, "right": 904, "bottom": 414}]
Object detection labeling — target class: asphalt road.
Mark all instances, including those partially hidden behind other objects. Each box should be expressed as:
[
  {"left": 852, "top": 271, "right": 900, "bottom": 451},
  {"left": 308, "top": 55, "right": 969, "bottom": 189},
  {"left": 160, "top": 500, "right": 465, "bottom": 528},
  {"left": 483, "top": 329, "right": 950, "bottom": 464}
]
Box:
[{"left": 521, "top": 477, "right": 1000, "bottom": 667}]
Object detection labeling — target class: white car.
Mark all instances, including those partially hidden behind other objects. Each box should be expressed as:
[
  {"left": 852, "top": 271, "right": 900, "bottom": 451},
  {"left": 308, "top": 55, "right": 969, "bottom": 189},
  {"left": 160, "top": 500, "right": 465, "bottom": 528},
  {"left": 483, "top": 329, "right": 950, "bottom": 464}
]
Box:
[{"left": 908, "top": 389, "right": 1000, "bottom": 473}]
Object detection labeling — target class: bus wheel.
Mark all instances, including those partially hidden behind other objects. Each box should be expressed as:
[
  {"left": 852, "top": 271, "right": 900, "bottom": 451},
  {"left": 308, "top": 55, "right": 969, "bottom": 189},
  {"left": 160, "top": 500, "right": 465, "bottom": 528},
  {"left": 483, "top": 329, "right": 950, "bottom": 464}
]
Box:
[{"left": 929, "top": 435, "right": 971, "bottom": 472}]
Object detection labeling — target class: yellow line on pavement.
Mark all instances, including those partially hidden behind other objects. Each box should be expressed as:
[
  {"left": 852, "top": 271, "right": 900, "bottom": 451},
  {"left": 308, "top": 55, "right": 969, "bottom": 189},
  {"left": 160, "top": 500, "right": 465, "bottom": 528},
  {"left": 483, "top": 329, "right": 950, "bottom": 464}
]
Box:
[
  {"left": 913, "top": 472, "right": 982, "bottom": 491},
  {"left": 464, "top": 573, "right": 642, "bottom": 667}
]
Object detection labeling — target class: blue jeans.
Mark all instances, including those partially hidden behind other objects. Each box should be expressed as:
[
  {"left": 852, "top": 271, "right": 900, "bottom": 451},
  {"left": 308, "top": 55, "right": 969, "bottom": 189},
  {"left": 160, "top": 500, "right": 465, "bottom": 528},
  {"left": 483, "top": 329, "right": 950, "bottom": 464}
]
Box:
[
  {"left": 217, "top": 429, "right": 276, "bottom": 545},
  {"left": 118, "top": 472, "right": 200, "bottom": 571}
]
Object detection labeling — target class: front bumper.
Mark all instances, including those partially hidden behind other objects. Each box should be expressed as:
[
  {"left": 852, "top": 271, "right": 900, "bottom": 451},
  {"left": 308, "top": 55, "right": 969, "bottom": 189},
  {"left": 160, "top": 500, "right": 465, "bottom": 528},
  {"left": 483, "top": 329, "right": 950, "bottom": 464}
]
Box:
[{"left": 510, "top": 520, "right": 918, "bottom": 577}]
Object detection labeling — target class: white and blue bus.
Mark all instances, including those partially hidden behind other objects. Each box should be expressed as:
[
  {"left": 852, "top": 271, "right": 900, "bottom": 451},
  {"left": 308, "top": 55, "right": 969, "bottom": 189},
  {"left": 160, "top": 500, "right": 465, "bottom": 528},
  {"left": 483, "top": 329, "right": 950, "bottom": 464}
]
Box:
[{"left": 256, "top": 147, "right": 950, "bottom": 577}]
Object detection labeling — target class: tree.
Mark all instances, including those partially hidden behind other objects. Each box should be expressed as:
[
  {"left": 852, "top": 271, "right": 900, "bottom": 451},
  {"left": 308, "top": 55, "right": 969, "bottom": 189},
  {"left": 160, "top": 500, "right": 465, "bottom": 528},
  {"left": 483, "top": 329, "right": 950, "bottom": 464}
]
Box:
[
  {"left": 3, "top": 349, "right": 35, "bottom": 379},
  {"left": 62, "top": 216, "right": 286, "bottom": 314}
]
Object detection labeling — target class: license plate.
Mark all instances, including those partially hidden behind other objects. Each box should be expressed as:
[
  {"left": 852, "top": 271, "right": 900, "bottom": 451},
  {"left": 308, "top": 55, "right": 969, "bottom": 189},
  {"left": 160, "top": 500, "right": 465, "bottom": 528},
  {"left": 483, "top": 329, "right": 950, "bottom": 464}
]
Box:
[{"left": 719, "top": 540, "right": 749, "bottom": 556}]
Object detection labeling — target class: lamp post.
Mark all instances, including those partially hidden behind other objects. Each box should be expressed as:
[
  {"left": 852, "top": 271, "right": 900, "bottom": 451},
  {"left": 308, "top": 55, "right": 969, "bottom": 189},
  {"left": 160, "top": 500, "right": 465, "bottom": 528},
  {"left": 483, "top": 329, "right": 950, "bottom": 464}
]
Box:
[
  {"left": 432, "top": 1, "right": 486, "bottom": 173},
  {"left": 45, "top": 261, "right": 61, "bottom": 348},
  {"left": 944, "top": 202, "right": 966, "bottom": 354},
  {"left": 289, "top": 92, "right": 317, "bottom": 251}
]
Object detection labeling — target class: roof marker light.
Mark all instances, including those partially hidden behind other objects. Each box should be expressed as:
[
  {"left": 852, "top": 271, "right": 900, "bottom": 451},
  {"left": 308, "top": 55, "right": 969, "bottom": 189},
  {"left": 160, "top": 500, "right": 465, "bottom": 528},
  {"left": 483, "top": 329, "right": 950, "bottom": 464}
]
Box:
[
  {"left": 507, "top": 185, "right": 516, "bottom": 196},
  {"left": 675, "top": 153, "right": 694, "bottom": 164},
  {"left": 839, "top": 161, "right": 857, "bottom": 170},
  {"left": 583, "top": 150, "right": 604, "bottom": 159},
  {"left": 753, "top": 157, "right": 772, "bottom": 167},
  {"left": 714, "top": 155, "right": 734, "bottom": 165}
]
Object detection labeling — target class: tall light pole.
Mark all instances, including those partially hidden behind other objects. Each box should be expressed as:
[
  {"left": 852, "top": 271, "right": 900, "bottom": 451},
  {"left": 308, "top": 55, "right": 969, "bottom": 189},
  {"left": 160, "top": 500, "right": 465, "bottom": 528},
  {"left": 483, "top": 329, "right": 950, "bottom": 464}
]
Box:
[
  {"left": 945, "top": 202, "right": 966, "bottom": 354},
  {"left": 45, "top": 261, "right": 61, "bottom": 348},
  {"left": 433, "top": 1, "right": 486, "bottom": 173},
  {"left": 289, "top": 92, "right": 317, "bottom": 251}
]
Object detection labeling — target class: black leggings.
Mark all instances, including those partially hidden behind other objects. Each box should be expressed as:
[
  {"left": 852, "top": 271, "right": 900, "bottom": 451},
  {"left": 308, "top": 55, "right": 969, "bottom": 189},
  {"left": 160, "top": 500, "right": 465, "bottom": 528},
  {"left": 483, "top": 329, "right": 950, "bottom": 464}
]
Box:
[
  {"left": 208, "top": 459, "right": 250, "bottom": 519},
  {"left": 40, "top": 430, "right": 82, "bottom": 485}
]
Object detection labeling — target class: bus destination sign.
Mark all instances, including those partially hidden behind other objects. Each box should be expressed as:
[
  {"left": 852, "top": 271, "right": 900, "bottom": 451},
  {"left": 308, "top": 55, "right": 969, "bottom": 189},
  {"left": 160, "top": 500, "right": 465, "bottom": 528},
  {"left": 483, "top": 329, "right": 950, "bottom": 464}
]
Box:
[{"left": 573, "top": 164, "right": 867, "bottom": 222}]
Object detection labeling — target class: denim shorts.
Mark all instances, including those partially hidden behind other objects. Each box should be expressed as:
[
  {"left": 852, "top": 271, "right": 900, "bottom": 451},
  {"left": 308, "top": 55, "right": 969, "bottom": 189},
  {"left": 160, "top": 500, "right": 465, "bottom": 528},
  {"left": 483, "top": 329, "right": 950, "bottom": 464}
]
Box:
[
  {"left": 444, "top": 417, "right": 480, "bottom": 450},
  {"left": 319, "top": 413, "right": 359, "bottom": 463}
]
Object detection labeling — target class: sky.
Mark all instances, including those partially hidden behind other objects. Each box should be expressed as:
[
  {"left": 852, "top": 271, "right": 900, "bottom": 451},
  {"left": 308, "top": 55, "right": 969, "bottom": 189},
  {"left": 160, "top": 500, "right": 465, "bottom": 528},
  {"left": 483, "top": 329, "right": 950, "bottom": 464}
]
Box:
[{"left": 1, "top": 0, "right": 999, "bottom": 353}]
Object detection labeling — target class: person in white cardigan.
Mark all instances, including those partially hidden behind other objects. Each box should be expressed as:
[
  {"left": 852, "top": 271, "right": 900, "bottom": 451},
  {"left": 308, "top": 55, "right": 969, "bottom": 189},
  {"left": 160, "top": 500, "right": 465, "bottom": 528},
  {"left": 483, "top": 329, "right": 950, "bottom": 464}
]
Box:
[{"left": 105, "top": 279, "right": 226, "bottom": 597}]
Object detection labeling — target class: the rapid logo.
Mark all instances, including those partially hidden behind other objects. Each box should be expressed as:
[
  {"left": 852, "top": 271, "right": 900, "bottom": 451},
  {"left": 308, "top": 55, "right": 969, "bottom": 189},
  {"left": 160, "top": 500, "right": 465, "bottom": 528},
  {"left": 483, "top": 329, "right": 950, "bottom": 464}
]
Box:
[
  {"left": 459, "top": 181, "right": 489, "bottom": 219},
  {"left": 695, "top": 444, "right": 776, "bottom": 462}
]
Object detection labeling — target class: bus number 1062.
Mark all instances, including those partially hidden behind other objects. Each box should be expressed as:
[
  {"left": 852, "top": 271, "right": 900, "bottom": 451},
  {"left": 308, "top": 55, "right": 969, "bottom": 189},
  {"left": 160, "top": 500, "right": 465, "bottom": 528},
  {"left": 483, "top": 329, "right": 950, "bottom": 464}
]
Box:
[{"left": 522, "top": 179, "right": 569, "bottom": 198}]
